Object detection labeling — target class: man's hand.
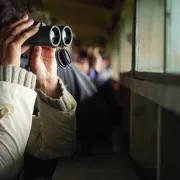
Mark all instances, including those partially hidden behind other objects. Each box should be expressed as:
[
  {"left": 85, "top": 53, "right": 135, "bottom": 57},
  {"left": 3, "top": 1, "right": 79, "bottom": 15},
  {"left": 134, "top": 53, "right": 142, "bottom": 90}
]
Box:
[
  {"left": 28, "top": 46, "right": 61, "bottom": 98},
  {"left": 0, "top": 14, "right": 39, "bottom": 67}
]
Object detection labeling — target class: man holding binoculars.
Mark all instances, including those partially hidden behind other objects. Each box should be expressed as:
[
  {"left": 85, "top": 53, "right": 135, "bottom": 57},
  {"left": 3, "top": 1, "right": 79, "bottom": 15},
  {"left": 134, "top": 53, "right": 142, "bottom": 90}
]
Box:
[{"left": 0, "top": 0, "right": 76, "bottom": 179}]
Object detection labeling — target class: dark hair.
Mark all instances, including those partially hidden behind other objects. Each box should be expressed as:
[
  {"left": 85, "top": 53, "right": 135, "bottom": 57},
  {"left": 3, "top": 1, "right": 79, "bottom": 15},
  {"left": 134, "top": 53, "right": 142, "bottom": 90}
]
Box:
[
  {"left": 77, "top": 50, "right": 89, "bottom": 63},
  {"left": 99, "top": 51, "right": 108, "bottom": 61},
  {"left": 79, "top": 50, "right": 88, "bottom": 59},
  {"left": 0, "top": 0, "right": 27, "bottom": 27}
]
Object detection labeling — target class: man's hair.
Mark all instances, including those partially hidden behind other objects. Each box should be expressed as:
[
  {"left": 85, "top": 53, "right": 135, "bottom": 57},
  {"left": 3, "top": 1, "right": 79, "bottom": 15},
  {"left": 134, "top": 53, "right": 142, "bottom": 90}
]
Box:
[
  {"left": 79, "top": 50, "right": 88, "bottom": 60},
  {"left": 0, "top": 0, "right": 26, "bottom": 27},
  {"left": 77, "top": 50, "right": 89, "bottom": 64},
  {"left": 30, "top": 9, "right": 51, "bottom": 25},
  {"left": 100, "top": 51, "right": 108, "bottom": 61}
]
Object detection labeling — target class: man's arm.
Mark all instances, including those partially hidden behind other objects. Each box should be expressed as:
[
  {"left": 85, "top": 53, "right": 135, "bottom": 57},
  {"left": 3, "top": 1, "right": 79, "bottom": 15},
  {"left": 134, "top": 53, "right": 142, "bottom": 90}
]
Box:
[
  {"left": 26, "top": 79, "right": 77, "bottom": 159},
  {"left": 0, "top": 65, "right": 76, "bottom": 180},
  {"left": 0, "top": 65, "right": 37, "bottom": 179}
]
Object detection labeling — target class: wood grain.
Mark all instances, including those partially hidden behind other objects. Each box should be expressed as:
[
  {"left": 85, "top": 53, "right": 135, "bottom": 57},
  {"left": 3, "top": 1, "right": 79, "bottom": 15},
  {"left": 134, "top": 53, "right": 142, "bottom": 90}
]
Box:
[{"left": 136, "top": 0, "right": 165, "bottom": 72}]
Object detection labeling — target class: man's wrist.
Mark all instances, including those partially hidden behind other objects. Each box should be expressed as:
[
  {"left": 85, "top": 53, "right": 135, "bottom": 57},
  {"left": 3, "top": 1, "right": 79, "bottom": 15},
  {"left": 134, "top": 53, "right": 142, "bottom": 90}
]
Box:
[{"left": 37, "top": 77, "right": 62, "bottom": 99}]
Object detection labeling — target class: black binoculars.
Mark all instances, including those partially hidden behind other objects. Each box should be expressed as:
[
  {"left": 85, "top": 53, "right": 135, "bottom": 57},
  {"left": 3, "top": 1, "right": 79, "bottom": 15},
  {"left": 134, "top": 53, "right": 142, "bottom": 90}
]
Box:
[
  {"left": 23, "top": 22, "right": 73, "bottom": 68},
  {"left": 23, "top": 22, "right": 73, "bottom": 48}
]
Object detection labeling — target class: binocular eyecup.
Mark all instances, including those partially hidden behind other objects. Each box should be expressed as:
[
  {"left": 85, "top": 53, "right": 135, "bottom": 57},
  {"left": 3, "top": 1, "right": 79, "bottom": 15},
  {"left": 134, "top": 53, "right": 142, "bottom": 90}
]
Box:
[{"left": 23, "top": 25, "right": 73, "bottom": 48}]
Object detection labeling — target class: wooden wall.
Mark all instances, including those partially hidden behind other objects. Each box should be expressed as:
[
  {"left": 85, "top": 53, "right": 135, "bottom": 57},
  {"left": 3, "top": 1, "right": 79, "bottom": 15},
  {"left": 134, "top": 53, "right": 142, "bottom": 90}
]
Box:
[
  {"left": 166, "top": 0, "right": 180, "bottom": 73},
  {"left": 135, "top": 0, "right": 164, "bottom": 72},
  {"left": 119, "top": 18, "right": 133, "bottom": 73},
  {"left": 108, "top": 0, "right": 180, "bottom": 180}
]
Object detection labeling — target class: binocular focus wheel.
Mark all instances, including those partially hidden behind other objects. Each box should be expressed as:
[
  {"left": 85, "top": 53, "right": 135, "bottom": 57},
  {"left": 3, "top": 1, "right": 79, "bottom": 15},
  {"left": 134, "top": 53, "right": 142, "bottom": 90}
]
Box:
[{"left": 55, "top": 49, "right": 72, "bottom": 67}]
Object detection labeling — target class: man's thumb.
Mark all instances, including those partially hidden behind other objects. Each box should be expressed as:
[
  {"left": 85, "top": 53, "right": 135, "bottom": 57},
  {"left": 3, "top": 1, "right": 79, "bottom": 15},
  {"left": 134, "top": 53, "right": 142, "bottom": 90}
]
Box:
[
  {"left": 30, "top": 46, "right": 42, "bottom": 71},
  {"left": 33, "top": 46, "right": 42, "bottom": 59}
]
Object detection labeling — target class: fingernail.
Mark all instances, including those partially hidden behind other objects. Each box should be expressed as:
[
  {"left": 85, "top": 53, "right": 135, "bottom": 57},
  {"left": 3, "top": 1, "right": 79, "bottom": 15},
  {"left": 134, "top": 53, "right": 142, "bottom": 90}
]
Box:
[
  {"left": 35, "top": 27, "right": 39, "bottom": 31},
  {"left": 23, "top": 13, "right": 28, "bottom": 19},
  {"left": 29, "top": 19, "right": 34, "bottom": 23}
]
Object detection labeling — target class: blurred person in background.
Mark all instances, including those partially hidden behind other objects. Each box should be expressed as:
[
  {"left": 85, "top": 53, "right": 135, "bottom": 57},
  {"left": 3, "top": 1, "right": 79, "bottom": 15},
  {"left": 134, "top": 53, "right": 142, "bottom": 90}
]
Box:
[
  {"left": 57, "top": 43, "right": 113, "bottom": 156},
  {"left": 71, "top": 39, "right": 81, "bottom": 63},
  {"left": 74, "top": 50, "right": 90, "bottom": 75},
  {"left": 88, "top": 48, "right": 112, "bottom": 87},
  {"left": 95, "top": 51, "right": 112, "bottom": 87},
  {"left": 88, "top": 47, "right": 102, "bottom": 82},
  {"left": 88, "top": 49, "right": 121, "bottom": 153}
]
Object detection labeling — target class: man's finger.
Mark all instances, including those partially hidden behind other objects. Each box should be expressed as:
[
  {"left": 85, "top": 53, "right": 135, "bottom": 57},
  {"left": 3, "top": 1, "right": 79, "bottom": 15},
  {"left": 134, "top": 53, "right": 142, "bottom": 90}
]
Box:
[
  {"left": 5, "top": 19, "right": 35, "bottom": 44},
  {"left": 29, "top": 46, "right": 42, "bottom": 71},
  {"left": 21, "top": 46, "right": 30, "bottom": 54},
  {"left": 11, "top": 19, "right": 34, "bottom": 35},
  {"left": 9, "top": 14, "right": 29, "bottom": 30},
  {"left": 12, "top": 27, "right": 39, "bottom": 46},
  {"left": 42, "top": 46, "right": 56, "bottom": 53},
  {"left": 32, "top": 46, "right": 42, "bottom": 58}
]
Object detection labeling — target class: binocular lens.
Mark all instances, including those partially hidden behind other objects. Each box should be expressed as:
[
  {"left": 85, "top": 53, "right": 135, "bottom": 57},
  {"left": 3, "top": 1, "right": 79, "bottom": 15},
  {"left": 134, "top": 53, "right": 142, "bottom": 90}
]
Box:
[
  {"left": 50, "top": 26, "right": 61, "bottom": 46},
  {"left": 61, "top": 26, "right": 73, "bottom": 46},
  {"left": 50, "top": 31, "right": 55, "bottom": 42}
]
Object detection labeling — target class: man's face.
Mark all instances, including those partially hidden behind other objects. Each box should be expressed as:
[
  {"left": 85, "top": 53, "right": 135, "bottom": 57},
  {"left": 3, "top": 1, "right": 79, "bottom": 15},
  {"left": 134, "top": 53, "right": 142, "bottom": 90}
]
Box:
[{"left": 71, "top": 51, "right": 79, "bottom": 62}]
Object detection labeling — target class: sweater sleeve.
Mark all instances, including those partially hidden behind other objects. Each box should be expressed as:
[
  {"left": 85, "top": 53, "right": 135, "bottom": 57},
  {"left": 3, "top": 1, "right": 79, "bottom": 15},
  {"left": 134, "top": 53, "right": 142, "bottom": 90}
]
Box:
[
  {"left": 26, "top": 81, "right": 77, "bottom": 160},
  {"left": 37, "top": 79, "right": 73, "bottom": 112},
  {"left": 0, "top": 65, "right": 73, "bottom": 112},
  {"left": 0, "top": 65, "right": 37, "bottom": 180},
  {"left": 0, "top": 65, "right": 36, "bottom": 90}
]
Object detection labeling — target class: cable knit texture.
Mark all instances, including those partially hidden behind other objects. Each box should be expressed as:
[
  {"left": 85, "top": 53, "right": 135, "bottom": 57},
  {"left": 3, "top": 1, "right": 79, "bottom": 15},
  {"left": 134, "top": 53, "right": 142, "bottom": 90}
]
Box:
[
  {"left": 0, "top": 65, "right": 36, "bottom": 90},
  {"left": 37, "top": 79, "right": 73, "bottom": 112},
  {"left": 0, "top": 65, "right": 73, "bottom": 112}
]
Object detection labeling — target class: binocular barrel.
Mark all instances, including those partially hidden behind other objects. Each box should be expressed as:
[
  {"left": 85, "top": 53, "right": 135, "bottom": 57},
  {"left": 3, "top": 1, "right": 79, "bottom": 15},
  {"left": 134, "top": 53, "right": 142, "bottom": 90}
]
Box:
[
  {"left": 23, "top": 25, "right": 73, "bottom": 47},
  {"left": 59, "top": 26, "right": 73, "bottom": 46}
]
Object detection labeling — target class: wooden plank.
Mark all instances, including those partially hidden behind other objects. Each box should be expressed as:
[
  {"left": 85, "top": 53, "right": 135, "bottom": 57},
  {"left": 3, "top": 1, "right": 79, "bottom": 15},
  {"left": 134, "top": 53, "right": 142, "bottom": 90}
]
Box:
[
  {"left": 44, "top": 0, "right": 114, "bottom": 9},
  {"left": 129, "top": 89, "right": 134, "bottom": 155},
  {"left": 160, "top": 109, "right": 180, "bottom": 180},
  {"left": 135, "top": 72, "right": 180, "bottom": 85},
  {"left": 70, "top": 24, "right": 108, "bottom": 37},
  {"left": 131, "top": 0, "right": 137, "bottom": 76},
  {"left": 43, "top": 0, "right": 112, "bottom": 23},
  {"left": 51, "top": 16, "right": 107, "bottom": 29},
  {"left": 157, "top": 106, "right": 162, "bottom": 180},
  {"left": 121, "top": 0, "right": 134, "bottom": 19},
  {"left": 42, "top": 0, "right": 111, "bottom": 38},
  {"left": 166, "top": 0, "right": 180, "bottom": 73},
  {"left": 130, "top": 93, "right": 158, "bottom": 171},
  {"left": 111, "top": 32, "right": 121, "bottom": 81},
  {"left": 119, "top": 86, "right": 131, "bottom": 150},
  {"left": 120, "top": 75, "right": 180, "bottom": 116},
  {"left": 119, "top": 18, "right": 133, "bottom": 73},
  {"left": 81, "top": 0, "right": 114, "bottom": 9},
  {"left": 117, "top": 0, "right": 134, "bottom": 74},
  {"left": 136, "top": 0, "right": 165, "bottom": 72}
]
